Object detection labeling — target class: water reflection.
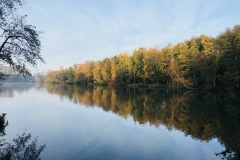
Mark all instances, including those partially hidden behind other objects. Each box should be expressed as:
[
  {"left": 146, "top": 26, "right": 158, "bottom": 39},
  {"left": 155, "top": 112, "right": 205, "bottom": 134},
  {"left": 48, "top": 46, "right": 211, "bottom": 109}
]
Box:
[
  {"left": 0, "top": 114, "right": 46, "bottom": 160},
  {"left": 44, "top": 84, "right": 240, "bottom": 159},
  {"left": 0, "top": 83, "right": 44, "bottom": 98},
  {"left": 0, "top": 83, "right": 239, "bottom": 159},
  {"left": 0, "top": 114, "right": 8, "bottom": 137}
]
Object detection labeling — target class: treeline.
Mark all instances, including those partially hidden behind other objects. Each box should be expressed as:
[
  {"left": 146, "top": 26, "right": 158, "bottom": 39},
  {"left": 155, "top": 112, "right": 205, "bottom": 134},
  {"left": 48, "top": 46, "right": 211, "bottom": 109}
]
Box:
[
  {"left": 44, "top": 66, "right": 76, "bottom": 84},
  {"left": 0, "top": 74, "right": 34, "bottom": 82},
  {"left": 45, "top": 25, "right": 240, "bottom": 90},
  {"left": 0, "top": 66, "right": 44, "bottom": 82}
]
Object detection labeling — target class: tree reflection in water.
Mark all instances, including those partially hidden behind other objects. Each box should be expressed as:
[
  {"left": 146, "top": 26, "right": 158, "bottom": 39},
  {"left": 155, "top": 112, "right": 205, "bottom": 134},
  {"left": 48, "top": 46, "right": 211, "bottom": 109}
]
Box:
[
  {"left": 0, "top": 114, "right": 46, "bottom": 160},
  {"left": 44, "top": 84, "right": 240, "bottom": 159},
  {"left": 0, "top": 114, "right": 8, "bottom": 137}
]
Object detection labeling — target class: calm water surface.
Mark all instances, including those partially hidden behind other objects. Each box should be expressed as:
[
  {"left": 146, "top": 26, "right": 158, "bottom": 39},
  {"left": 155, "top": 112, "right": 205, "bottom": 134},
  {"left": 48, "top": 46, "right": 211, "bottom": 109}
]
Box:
[{"left": 0, "top": 83, "right": 237, "bottom": 159}]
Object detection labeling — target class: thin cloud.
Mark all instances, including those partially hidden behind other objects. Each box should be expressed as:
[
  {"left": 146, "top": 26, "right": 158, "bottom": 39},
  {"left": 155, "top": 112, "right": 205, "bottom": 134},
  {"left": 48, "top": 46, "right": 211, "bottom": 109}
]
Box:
[{"left": 21, "top": 0, "right": 240, "bottom": 73}]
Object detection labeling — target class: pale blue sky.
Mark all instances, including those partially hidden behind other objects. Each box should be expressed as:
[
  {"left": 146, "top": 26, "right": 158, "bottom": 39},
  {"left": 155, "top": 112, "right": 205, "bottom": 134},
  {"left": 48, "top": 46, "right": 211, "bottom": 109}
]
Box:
[{"left": 21, "top": 0, "right": 240, "bottom": 73}]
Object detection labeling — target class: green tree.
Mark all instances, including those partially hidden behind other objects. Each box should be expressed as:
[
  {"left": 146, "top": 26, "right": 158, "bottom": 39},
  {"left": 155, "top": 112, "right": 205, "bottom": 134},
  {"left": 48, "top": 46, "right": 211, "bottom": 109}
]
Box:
[
  {"left": 142, "top": 48, "right": 157, "bottom": 83},
  {"left": 101, "top": 58, "right": 111, "bottom": 83},
  {"left": 160, "top": 44, "right": 172, "bottom": 85},
  {"left": 187, "top": 38, "right": 200, "bottom": 86},
  {"left": 131, "top": 48, "right": 145, "bottom": 83},
  {"left": 67, "top": 66, "right": 75, "bottom": 83},
  {"left": 110, "top": 57, "right": 117, "bottom": 81},
  {"left": 216, "top": 25, "right": 240, "bottom": 90},
  {"left": 201, "top": 35, "right": 213, "bottom": 56},
  {"left": 115, "top": 53, "right": 131, "bottom": 84},
  {"left": 168, "top": 44, "right": 193, "bottom": 88},
  {"left": 93, "top": 61, "right": 102, "bottom": 83},
  {"left": 56, "top": 67, "right": 68, "bottom": 84}
]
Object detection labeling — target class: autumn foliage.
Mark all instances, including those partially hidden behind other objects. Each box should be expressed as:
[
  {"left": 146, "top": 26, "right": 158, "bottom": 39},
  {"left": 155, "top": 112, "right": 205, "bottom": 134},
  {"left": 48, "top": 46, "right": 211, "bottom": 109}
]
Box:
[{"left": 45, "top": 25, "right": 240, "bottom": 90}]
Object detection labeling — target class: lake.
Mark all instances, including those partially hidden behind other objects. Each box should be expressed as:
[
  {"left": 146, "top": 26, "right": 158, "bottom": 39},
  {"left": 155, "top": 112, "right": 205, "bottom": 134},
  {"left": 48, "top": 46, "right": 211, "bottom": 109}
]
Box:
[{"left": 0, "top": 83, "right": 239, "bottom": 160}]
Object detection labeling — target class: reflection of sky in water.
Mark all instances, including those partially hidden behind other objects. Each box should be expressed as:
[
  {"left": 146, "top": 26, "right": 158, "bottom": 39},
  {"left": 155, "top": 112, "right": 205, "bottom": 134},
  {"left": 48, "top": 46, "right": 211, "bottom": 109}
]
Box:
[{"left": 1, "top": 84, "right": 224, "bottom": 160}]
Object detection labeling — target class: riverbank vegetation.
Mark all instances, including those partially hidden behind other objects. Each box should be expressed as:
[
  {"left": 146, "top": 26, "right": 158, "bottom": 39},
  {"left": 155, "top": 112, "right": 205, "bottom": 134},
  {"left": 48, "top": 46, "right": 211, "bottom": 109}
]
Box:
[{"left": 45, "top": 25, "right": 240, "bottom": 91}]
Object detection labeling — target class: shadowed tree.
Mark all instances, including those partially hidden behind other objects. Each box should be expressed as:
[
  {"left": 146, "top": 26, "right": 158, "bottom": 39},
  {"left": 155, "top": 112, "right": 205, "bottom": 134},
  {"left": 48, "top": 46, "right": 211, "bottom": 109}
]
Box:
[
  {"left": 216, "top": 25, "right": 240, "bottom": 90},
  {"left": 0, "top": 132, "right": 46, "bottom": 160},
  {"left": 0, "top": 0, "right": 45, "bottom": 80},
  {"left": 0, "top": 113, "right": 46, "bottom": 160}
]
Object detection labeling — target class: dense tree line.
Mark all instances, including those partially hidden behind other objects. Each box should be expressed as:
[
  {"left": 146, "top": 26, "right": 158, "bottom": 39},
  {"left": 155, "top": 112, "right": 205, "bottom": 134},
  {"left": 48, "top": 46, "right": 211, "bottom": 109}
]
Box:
[
  {"left": 45, "top": 25, "right": 240, "bottom": 90},
  {"left": 44, "top": 65, "right": 76, "bottom": 84}
]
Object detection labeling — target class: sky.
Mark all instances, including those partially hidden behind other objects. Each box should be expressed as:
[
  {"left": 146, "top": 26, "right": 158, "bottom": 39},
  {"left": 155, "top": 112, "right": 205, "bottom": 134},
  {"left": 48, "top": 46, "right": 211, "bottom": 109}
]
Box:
[{"left": 21, "top": 0, "right": 240, "bottom": 74}]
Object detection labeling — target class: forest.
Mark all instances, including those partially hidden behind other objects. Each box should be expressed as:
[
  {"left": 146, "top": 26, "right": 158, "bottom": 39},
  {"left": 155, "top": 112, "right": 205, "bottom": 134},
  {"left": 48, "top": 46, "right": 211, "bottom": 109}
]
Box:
[{"left": 44, "top": 25, "right": 240, "bottom": 91}]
